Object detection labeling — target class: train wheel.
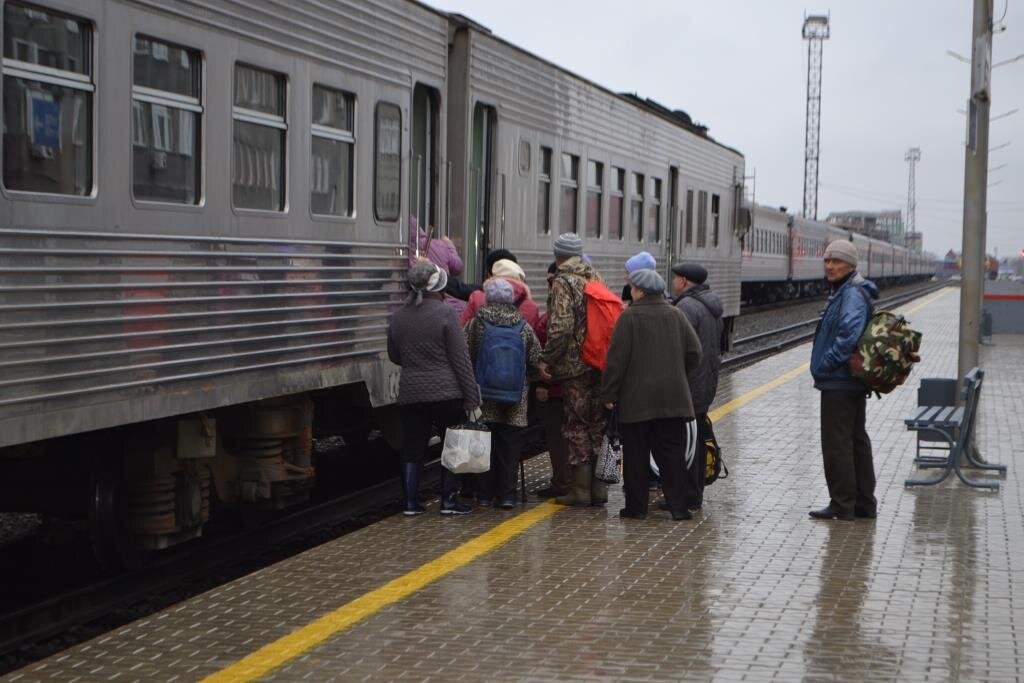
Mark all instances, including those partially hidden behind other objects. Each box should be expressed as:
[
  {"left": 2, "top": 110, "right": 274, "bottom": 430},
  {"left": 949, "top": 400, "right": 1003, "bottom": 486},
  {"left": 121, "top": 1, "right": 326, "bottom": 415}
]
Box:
[{"left": 88, "top": 464, "right": 149, "bottom": 571}]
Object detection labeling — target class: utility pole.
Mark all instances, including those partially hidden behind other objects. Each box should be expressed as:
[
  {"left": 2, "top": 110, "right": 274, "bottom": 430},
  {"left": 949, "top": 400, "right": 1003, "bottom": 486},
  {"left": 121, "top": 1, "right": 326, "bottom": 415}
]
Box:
[
  {"left": 958, "top": 0, "right": 992, "bottom": 384},
  {"left": 802, "top": 14, "right": 830, "bottom": 220},
  {"left": 905, "top": 148, "right": 921, "bottom": 248}
]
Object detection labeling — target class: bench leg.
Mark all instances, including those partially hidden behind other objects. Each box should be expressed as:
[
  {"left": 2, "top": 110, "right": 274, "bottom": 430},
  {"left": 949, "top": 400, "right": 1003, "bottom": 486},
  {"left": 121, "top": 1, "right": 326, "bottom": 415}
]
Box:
[
  {"left": 963, "top": 441, "right": 1008, "bottom": 473},
  {"left": 905, "top": 429, "right": 1000, "bottom": 490}
]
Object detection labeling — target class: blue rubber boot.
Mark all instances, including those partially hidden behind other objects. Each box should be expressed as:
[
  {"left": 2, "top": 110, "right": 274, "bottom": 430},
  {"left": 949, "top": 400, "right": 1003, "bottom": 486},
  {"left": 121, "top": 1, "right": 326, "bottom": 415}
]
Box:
[
  {"left": 402, "top": 462, "right": 425, "bottom": 516},
  {"left": 440, "top": 469, "right": 471, "bottom": 515}
]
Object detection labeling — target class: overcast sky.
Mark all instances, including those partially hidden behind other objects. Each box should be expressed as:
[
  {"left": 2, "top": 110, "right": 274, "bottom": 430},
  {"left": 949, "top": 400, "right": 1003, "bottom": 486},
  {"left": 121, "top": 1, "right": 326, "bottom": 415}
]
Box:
[{"left": 435, "top": 0, "right": 1024, "bottom": 259}]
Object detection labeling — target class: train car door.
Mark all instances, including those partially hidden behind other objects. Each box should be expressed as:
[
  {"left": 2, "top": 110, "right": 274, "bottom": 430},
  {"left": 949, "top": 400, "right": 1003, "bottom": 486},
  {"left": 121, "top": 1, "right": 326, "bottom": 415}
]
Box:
[
  {"left": 666, "top": 166, "right": 680, "bottom": 274},
  {"left": 467, "top": 103, "right": 495, "bottom": 280},
  {"left": 412, "top": 84, "right": 440, "bottom": 233}
]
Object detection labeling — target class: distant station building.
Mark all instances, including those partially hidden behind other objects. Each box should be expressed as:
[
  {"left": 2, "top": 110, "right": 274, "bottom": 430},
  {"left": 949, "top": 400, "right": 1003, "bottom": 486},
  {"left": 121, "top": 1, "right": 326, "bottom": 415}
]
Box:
[
  {"left": 935, "top": 249, "right": 960, "bottom": 279},
  {"left": 904, "top": 230, "right": 923, "bottom": 254},
  {"left": 825, "top": 209, "right": 904, "bottom": 245}
]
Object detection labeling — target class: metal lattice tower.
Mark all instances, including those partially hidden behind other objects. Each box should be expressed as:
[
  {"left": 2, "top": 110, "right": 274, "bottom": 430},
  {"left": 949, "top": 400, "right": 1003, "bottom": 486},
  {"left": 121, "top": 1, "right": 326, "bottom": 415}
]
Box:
[
  {"left": 905, "top": 147, "right": 921, "bottom": 246},
  {"left": 802, "top": 14, "right": 830, "bottom": 220}
]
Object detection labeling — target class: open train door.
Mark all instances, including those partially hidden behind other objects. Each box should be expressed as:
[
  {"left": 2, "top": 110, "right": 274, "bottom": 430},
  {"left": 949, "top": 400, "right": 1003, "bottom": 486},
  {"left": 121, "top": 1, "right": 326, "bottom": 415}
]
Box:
[
  {"left": 467, "top": 104, "right": 496, "bottom": 281},
  {"left": 666, "top": 166, "right": 680, "bottom": 278}
]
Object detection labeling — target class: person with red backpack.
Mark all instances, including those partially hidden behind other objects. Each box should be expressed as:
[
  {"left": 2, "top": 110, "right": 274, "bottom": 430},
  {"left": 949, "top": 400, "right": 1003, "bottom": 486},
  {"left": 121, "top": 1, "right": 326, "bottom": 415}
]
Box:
[{"left": 540, "top": 233, "right": 623, "bottom": 507}]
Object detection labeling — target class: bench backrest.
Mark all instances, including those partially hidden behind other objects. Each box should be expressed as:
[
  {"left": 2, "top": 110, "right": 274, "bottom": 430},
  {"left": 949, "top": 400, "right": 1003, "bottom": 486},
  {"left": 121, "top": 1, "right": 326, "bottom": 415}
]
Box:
[{"left": 959, "top": 367, "right": 984, "bottom": 449}]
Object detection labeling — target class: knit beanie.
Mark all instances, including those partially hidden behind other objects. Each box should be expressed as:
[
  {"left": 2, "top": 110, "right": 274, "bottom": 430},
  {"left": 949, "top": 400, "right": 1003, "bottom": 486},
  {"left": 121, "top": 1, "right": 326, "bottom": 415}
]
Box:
[
  {"left": 553, "top": 233, "right": 583, "bottom": 258},
  {"left": 491, "top": 258, "right": 526, "bottom": 282},
  {"left": 407, "top": 260, "right": 448, "bottom": 306},
  {"left": 823, "top": 240, "right": 858, "bottom": 267},
  {"left": 484, "top": 278, "right": 516, "bottom": 305},
  {"left": 628, "top": 268, "right": 666, "bottom": 295},
  {"left": 671, "top": 262, "right": 708, "bottom": 284},
  {"left": 625, "top": 251, "right": 656, "bottom": 273}
]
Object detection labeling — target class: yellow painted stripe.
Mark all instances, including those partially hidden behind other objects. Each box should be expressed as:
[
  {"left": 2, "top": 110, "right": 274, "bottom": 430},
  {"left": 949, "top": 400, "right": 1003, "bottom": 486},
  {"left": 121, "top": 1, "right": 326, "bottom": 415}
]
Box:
[
  {"left": 708, "top": 362, "right": 810, "bottom": 423},
  {"left": 903, "top": 287, "right": 951, "bottom": 315},
  {"left": 202, "top": 501, "right": 563, "bottom": 683},
  {"left": 204, "top": 287, "right": 954, "bottom": 682}
]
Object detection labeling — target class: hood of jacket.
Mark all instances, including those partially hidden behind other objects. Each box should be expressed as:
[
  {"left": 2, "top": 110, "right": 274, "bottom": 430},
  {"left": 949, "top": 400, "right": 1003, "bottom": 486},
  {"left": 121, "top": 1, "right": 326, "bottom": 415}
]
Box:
[
  {"left": 484, "top": 276, "right": 533, "bottom": 304},
  {"left": 677, "top": 283, "right": 724, "bottom": 319},
  {"left": 556, "top": 256, "right": 597, "bottom": 283},
  {"left": 476, "top": 302, "right": 524, "bottom": 327}
]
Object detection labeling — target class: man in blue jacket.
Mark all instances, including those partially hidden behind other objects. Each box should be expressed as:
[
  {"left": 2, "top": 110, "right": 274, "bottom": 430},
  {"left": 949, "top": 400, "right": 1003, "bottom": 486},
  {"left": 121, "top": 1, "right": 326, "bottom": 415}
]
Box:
[{"left": 809, "top": 239, "right": 879, "bottom": 521}]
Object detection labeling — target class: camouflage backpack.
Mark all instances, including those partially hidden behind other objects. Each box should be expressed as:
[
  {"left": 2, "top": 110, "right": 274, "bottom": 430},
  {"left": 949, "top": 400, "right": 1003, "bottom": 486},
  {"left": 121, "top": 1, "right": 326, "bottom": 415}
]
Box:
[{"left": 850, "top": 291, "right": 922, "bottom": 396}]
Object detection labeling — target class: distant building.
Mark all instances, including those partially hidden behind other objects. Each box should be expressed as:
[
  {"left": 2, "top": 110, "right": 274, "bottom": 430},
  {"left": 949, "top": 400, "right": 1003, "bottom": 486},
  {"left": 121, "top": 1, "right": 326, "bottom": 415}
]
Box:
[
  {"left": 825, "top": 210, "right": 904, "bottom": 245},
  {"left": 904, "top": 230, "right": 923, "bottom": 254}
]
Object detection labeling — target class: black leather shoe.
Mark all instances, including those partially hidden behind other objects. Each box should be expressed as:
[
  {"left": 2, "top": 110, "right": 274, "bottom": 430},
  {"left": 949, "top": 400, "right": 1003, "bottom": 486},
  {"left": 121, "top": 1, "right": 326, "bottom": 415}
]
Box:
[
  {"left": 533, "top": 486, "right": 567, "bottom": 499},
  {"left": 808, "top": 506, "right": 854, "bottom": 521},
  {"left": 619, "top": 508, "right": 646, "bottom": 519},
  {"left": 672, "top": 509, "right": 693, "bottom": 521},
  {"left": 854, "top": 508, "right": 877, "bottom": 519}
]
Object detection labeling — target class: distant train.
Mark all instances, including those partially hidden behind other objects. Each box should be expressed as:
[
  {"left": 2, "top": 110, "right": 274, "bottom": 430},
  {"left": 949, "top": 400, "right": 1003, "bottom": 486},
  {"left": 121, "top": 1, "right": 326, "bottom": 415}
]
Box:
[
  {"left": 741, "top": 204, "right": 934, "bottom": 305},
  {"left": 0, "top": 0, "right": 748, "bottom": 565}
]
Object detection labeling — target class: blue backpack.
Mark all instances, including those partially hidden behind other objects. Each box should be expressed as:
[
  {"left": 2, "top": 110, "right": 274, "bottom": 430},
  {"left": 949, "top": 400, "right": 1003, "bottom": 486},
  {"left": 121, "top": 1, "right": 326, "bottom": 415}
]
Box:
[{"left": 475, "top": 319, "right": 527, "bottom": 405}]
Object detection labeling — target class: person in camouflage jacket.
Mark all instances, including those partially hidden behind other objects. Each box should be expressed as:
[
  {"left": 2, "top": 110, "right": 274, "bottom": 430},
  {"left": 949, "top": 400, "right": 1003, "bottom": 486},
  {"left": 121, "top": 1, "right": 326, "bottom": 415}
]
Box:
[{"left": 540, "top": 234, "right": 608, "bottom": 507}]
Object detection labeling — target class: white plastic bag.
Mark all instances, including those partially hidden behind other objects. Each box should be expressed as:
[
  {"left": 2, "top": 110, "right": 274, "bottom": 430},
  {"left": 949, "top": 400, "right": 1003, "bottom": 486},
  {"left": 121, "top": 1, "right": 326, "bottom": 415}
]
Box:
[{"left": 441, "top": 422, "right": 491, "bottom": 474}]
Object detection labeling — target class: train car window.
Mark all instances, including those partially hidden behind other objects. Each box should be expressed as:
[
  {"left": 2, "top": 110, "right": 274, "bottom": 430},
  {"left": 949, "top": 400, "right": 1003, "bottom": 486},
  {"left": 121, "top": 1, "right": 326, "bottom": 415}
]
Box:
[
  {"left": 684, "top": 189, "right": 694, "bottom": 244},
  {"left": 696, "top": 190, "right": 708, "bottom": 247},
  {"left": 647, "top": 177, "right": 661, "bottom": 243},
  {"left": 585, "top": 160, "right": 602, "bottom": 238},
  {"left": 373, "top": 102, "right": 401, "bottom": 222},
  {"left": 537, "top": 146, "right": 551, "bottom": 235},
  {"left": 711, "top": 194, "right": 720, "bottom": 247},
  {"left": 559, "top": 152, "right": 578, "bottom": 233},
  {"left": 232, "top": 64, "right": 286, "bottom": 211},
  {"left": 311, "top": 84, "right": 355, "bottom": 217},
  {"left": 2, "top": 2, "right": 93, "bottom": 195},
  {"left": 630, "top": 172, "right": 644, "bottom": 241},
  {"left": 609, "top": 167, "right": 624, "bottom": 240},
  {"left": 131, "top": 36, "right": 201, "bottom": 204}
]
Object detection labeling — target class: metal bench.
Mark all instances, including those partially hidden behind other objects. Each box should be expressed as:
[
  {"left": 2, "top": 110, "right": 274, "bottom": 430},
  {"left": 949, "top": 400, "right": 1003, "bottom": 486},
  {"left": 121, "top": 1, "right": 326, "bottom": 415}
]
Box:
[{"left": 904, "top": 368, "right": 1007, "bottom": 490}]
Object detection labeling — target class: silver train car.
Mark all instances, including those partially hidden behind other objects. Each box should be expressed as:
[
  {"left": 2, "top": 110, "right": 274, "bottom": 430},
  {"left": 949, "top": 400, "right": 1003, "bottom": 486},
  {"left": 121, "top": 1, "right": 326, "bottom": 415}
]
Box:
[
  {"left": 0, "top": 0, "right": 747, "bottom": 564},
  {"left": 445, "top": 17, "right": 746, "bottom": 320},
  {"left": 741, "top": 203, "right": 933, "bottom": 304}
]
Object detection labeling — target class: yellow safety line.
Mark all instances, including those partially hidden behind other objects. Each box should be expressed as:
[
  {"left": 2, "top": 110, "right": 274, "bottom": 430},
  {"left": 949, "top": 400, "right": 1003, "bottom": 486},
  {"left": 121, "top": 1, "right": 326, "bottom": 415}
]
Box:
[
  {"left": 202, "top": 501, "right": 563, "bottom": 683},
  {"left": 205, "top": 286, "right": 953, "bottom": 682}
]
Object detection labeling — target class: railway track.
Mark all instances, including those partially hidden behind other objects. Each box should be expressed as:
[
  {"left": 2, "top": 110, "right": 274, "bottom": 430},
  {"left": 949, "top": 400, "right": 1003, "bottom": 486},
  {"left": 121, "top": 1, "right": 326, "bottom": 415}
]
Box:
[
  {"left": 0, "top": 457, "right": 444, "bottom": 670},
  {"left": 723, "top": 281, "right": 949, "bottom": 370}
]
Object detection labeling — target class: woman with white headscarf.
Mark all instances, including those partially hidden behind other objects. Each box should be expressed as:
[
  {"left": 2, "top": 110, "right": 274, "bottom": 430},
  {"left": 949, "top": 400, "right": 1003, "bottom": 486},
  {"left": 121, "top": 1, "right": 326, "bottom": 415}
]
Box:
[{"left": 387, "top": 260, "right": 481, "bottom": 515}]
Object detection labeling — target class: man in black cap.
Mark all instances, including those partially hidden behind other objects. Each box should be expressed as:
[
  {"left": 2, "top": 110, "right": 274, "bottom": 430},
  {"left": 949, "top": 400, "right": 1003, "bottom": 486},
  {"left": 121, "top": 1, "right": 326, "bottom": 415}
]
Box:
[{"left": 671, "top": 262, "right": 724, "bottom": 510}]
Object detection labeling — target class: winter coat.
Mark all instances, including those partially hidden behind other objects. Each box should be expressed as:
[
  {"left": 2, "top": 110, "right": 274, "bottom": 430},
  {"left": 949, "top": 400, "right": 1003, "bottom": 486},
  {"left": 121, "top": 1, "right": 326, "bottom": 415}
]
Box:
[
  {"left": 673, "top": 284, "right": 724, "bottom": 414},
  {"left": 465, "top": 303, "right": 542, "bottom": 428},
  {"left": 601, "top": 295, "right": 702, "bottom": 424},
  {"left": 810, "top": 272, "right": 879, "bottom": 391},
  {"left": 535, "top": 312, "right": 563, "bottom": 399},
  {"left": 408, "top": 223, "right": 467, "bottom": 316},
  {"left": 387, "top": 294, "right": 481, "bottom": 410},
  {"left": 541, "top": 256, "right": 600, "bottom": 380},
  {"left": 460, "top": 277, "right": 541, "bottom": 335},
  {"left": 408, "top": 224, "right": 463, "bottom": 277}
]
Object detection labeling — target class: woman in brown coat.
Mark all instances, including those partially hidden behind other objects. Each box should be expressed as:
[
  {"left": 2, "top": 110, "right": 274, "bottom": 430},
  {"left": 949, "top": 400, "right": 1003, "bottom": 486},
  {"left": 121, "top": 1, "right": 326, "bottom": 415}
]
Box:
[{"left": 601, "top": 268, "right": 702, "bottom": 520}]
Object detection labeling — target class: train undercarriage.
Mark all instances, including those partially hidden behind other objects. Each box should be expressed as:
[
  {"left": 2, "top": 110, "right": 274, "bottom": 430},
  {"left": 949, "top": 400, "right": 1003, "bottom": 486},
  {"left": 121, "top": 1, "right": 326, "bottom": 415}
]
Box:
[{"left": 0, "top": 386, "right": 389, "bottom": 570}]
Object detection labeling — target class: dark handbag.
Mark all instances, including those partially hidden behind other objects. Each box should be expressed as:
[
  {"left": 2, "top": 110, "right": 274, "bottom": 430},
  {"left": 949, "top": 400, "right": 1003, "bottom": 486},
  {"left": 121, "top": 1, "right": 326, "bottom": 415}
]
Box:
[{"left": 594, "top": 408, "right": 622, "bottom": 484}]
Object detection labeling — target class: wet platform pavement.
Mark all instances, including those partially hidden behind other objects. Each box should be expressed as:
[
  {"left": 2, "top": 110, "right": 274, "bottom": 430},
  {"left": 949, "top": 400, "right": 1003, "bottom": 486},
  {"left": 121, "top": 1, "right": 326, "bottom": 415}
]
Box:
[{"left": 6, "top": 286, "right": 1022, "bottom": 682}]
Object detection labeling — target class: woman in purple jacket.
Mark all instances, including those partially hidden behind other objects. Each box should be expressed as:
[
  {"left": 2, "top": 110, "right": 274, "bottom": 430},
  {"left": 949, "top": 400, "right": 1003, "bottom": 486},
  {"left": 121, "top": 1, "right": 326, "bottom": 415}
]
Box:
[
  {"left": 387, "top": 260, "right": 481, "bottom": 515},
  {"left": 408, "top": 217, "right": 467, "bottom": 315}
]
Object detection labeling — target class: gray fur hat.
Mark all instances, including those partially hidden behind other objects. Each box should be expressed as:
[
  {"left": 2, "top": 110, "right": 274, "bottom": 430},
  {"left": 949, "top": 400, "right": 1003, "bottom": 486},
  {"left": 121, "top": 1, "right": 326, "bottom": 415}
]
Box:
[{"left": 628, "top": 268, "right": 666, "bottom": 295}]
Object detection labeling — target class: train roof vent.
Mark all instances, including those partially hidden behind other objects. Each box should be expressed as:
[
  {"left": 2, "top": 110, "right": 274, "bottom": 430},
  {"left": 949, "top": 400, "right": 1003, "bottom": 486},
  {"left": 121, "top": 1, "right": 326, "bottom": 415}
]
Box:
[{"left": 447, "top": 13, "right": 492, "bottom": 33}]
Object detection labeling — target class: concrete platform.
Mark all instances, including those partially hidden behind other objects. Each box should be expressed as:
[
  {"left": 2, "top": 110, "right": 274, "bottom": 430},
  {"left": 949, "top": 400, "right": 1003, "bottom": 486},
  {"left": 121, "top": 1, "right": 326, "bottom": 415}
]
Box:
[{"left": 7, "top": 286, "right": 1022, "bottom": 682}]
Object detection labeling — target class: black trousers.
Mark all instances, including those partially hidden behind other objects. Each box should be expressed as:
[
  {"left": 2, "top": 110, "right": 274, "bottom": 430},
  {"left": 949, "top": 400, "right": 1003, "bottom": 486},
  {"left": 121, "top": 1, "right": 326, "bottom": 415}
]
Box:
[
  {"left": 681, "top": 413, "right": 712, "bottom": 508},
  {"left": 820, "top": 390, "right": 876, "bottom": 515},
  {"left": 399, "top": 399, "right": 465, "bottom": 465},
  {"left": 621, "top": 417, "right": 695, "bottom": 517},
  {"left": 483, "top": 423, "right": 522, "bottom": 501}
]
